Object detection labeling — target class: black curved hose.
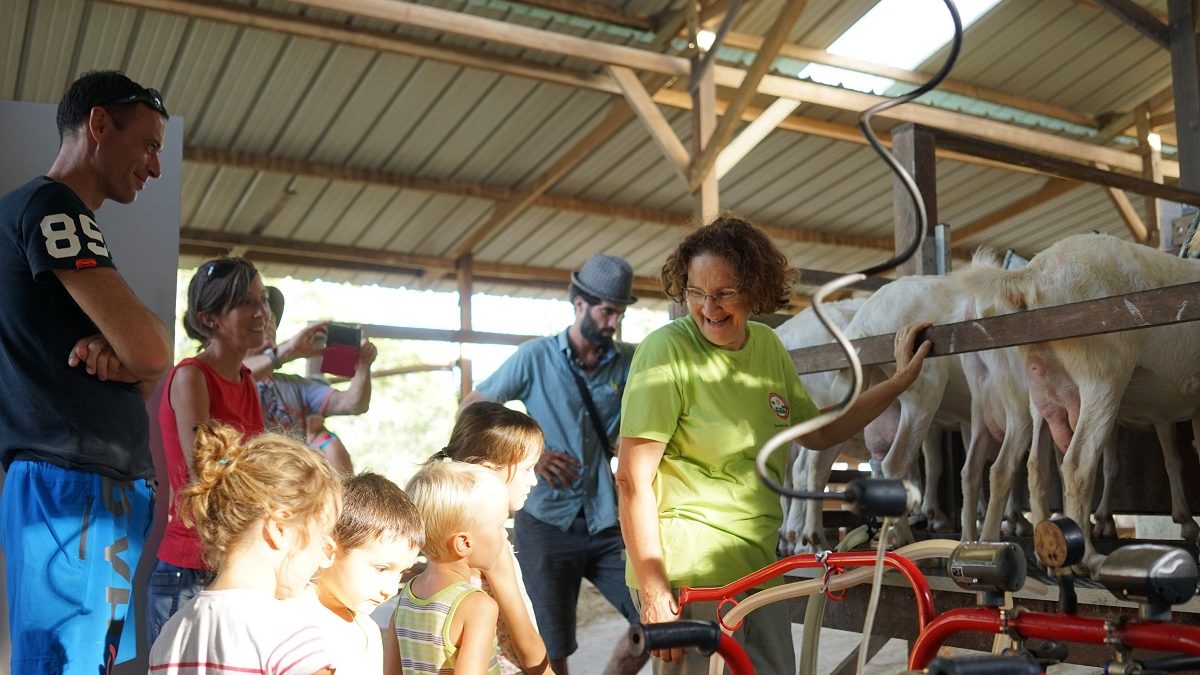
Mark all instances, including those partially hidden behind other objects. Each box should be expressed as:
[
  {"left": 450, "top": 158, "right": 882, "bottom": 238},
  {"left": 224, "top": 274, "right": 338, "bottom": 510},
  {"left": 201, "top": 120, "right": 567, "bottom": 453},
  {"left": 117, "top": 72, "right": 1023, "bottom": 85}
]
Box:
[
  {"left": 755, "top": 0, "right": 964, "bottom": 504},
  {"left": 858, "top": 0, "right": 963, "bottom": 279}
]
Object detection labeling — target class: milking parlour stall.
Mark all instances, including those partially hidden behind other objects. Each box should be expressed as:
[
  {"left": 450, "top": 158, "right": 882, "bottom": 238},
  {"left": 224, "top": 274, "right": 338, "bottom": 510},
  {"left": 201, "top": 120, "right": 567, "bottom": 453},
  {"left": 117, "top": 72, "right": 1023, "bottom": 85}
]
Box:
[{"left": 6, "top": 0, "right": 1200, "bottom": 673}]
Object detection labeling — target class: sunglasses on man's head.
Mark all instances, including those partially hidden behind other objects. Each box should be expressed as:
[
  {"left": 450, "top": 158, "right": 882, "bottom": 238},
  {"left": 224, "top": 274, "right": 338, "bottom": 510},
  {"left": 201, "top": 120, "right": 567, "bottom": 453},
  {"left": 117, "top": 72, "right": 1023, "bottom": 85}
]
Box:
[{"left": 101, "top": 87, "right": 168, "bottom": 117}]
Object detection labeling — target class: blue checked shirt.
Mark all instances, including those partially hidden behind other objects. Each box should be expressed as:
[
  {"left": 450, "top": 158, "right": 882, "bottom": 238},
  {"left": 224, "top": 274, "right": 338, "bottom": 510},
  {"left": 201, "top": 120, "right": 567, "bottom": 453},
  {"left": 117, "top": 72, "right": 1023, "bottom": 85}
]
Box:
[{"left": 476, "top": 328, "right": 633, "bottom": 534}]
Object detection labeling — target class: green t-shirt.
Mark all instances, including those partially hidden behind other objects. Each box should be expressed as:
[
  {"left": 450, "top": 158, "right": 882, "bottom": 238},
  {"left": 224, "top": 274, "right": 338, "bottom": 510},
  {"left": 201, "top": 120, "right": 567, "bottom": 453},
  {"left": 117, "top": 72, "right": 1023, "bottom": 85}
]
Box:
[{"left": 620, "top": 317, "right": 819, "bottom": 589}]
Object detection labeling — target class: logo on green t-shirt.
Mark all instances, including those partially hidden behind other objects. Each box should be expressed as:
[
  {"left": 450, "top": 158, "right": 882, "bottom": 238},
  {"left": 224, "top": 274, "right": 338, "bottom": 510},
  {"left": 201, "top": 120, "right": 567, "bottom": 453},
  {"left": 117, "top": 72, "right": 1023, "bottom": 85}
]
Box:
[{"left": 768, "top": 392, "right": 789, "bottom": 419}]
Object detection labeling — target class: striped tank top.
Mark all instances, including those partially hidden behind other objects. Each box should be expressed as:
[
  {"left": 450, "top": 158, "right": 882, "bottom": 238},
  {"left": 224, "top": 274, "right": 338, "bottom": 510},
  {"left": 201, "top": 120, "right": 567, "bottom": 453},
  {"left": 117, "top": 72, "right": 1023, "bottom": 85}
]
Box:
[{"left": 394, "top": 580, "right": 501, "bottom": 674}]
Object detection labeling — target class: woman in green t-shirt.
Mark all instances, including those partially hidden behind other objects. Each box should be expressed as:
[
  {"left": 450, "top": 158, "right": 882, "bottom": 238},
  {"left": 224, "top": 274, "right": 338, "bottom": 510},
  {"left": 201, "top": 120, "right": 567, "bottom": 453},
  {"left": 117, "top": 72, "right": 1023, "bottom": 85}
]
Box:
[{"left": 616, "top": 217, "right": 931, "bottom": 675}]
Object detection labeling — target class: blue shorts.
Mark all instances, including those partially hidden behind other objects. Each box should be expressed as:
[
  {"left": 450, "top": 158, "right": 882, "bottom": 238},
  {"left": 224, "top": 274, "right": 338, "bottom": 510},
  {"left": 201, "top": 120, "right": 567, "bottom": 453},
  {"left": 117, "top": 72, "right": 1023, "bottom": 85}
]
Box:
[
  {"left": 0, "top": 460, "right": 153, "bottom": 675},
  {"left": 513, "top": 510, "right": 639, "bottom": 660}
]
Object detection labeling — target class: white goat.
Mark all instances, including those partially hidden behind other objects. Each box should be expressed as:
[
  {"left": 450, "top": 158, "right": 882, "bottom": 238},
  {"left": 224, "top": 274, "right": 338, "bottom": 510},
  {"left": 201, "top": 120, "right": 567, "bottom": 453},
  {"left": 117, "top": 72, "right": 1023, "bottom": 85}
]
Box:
[
  {"left": 832, "top": 274, "right": 973, "bottom": 547},
  {"left": 958, "top": 233, "right": 1200, "bottom": 572},
  {"left": 774, "top": 299, "right": 867, "bottom": 553}
]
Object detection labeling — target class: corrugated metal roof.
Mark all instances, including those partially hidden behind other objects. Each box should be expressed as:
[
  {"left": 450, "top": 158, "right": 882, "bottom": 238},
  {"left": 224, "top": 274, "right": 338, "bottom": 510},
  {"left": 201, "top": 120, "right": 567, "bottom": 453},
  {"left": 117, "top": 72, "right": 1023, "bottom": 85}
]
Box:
[{"left": 1, "top": 0, "right": 1184, "bottom": 306}]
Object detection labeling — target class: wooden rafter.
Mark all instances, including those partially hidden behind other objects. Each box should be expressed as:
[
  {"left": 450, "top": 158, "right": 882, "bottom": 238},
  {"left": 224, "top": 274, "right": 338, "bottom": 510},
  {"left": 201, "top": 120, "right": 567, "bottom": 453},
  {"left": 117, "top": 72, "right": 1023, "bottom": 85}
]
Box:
[
  {"left": 715, "top": 97, "right": 801, "bottom": 181},
  {"left": 179, "top": 228, "right": 667, "bottom": 296},
  {"left": 1137, "top": 103, "right": 1164, "bottom": 237},
  {"left": 651, "top": 89, "right": 1048, "bottom": 175},
  {"left": 692, "top": 57, "right": 719, "bottom": 223},
  {"left": 286, "top": 0, "right": 690, "bottom": 75},
  {"left": 1169, "top": 0, "right": 1200, "bottom": 191},
  {"left": 931, "top": 129, "right": 1195, "bottom": 203},
  {"left": 1096, "top": 86, "right": 1176, "bottom": 143},
  {"left": 1102, "top": 184, "right": 1151, "bottom": 242},
  {"left": 267, "top": 0, "right": 1175, "bottom": 178},
  {"left": 445, "top": 104, "right": 634, "bottom": 259},
  {"left": 1092, "top": 0, "right": 1170, "bottom": 49},
  {"left": 951, "top": 179, "right": 1081, "bottom": 246},
  {"left": 179, "top": 228, "right": 840, "bottom": 307},
  {"left": 735, "top": 69, "right": 1180, "bottom": 177},
  {"left": 107, "top": 0, "right": 1170, "bottom": 180},
  {"left": 99, "top": 0, "right": 616, "bottom": 93},
  {"left": 700, "top": 0, "right": 740, "bottom": 26},
  {"left": 182, "top": 146, "right": 896, "bottom": 252},
  {"left": 607, "top": 65, "right": 691, "bottom": 186},
  {"left": 718, "top": 32, "right": 1099, "bottom": 130},
  {"left": 514, "top": 0, "right": 656, "bottom": 32},
  {"left": 688, "top": 0, "right": 808, "bottom": 191}
]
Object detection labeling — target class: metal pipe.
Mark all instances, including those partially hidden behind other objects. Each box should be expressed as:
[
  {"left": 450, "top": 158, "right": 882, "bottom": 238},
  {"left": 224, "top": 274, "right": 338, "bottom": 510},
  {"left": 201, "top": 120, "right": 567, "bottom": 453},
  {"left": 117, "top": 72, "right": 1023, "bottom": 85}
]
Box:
[
  {"left": 910, "top": 607, "right": 1200, "bottom": 670},
  {"left": 909, "top": 607, "right": 1003, "bottom": 670},
  {"left": 715, "top": 632, "right": 755, "bottom": 675},
  {"left": 678, "top": 550, "right": 935, "bottom": 629}
]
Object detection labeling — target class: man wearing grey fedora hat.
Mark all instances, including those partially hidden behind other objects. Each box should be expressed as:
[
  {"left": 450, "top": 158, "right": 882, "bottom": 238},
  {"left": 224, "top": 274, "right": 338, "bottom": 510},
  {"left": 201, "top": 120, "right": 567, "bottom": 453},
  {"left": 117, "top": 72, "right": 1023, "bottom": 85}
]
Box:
[{"left": 462, "top": 253, "right": 649, "bottom": 675}]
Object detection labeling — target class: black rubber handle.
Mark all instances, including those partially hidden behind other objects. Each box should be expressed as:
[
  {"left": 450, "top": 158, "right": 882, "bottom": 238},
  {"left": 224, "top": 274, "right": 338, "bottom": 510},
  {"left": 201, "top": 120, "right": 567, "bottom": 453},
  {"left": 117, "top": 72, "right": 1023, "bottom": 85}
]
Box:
[
  {"left": 1134, "top": 654, "right": 1200, "bottom": 673},
  {"left": 844, "top": 478, "right": 910, "bottom": 517},
  {"left": 629, "top": 621, "right": 721, "bottom": 658},
  {"left": 927, "top": 654, "right": 1041, "bottom": 675}
]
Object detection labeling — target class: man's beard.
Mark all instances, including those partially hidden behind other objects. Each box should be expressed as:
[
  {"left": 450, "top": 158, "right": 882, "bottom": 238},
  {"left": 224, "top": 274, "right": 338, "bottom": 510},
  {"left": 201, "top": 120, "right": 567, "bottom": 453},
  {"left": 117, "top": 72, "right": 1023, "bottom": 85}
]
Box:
[{"left": 580, "top": 311, "right": 614, "bottom": 348}]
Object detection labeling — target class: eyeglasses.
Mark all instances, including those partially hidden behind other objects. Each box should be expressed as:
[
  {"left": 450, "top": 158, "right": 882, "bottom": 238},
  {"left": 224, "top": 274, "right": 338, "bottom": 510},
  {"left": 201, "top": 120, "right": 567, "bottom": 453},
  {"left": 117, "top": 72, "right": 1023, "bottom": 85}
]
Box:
[
  {"left": 101, "top": 87, "right": 168, "bottom": 117},
  {"left": 684, "top": 288, "right": 741, "bottom": 305}
]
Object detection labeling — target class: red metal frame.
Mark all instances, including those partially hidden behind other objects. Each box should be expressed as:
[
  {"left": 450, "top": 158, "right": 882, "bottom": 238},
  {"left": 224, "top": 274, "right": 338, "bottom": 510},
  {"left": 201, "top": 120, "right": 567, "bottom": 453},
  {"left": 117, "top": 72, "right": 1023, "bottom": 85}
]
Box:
[
  {"left": 715, "top": 632, "right": 755, "bottom": 675},
  {"left": 673, "top": 547, "right": 1200, "bottom": 673},
  {"left": 908, "top": 606, "right": 1200, "bottom": 670},
  {"left": 676, "top": 550, "right": 936, "bottom": 632}
]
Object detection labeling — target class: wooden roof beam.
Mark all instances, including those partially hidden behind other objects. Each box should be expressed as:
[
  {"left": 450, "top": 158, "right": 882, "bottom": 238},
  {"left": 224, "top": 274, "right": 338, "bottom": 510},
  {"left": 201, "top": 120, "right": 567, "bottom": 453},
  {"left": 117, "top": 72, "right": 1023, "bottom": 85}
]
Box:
[
  {"left": 714, "top": 96, "right": 802, "bottom": 180},
  {"left": 181, "top": 228, "right": 847, "bottom": 306},
  {"left": 278, "top": 0, "right": 1171, "bottom": 177},
  {"left": 179, "top": 228, "right": 668, "bottom": 296},
  {"left": 734, "top": 69, "right": 1180, "bottom": 177},
  {"left": 718, "top": 32, "right": 1099, "bottom": 129},
  {"left": 445, "top": 104, "right": 636, "bottom": 259},
  {"left": 287, "top": 0, "right": 691, "bottom": 76},
  {"left": 183, "top": 146, "right": 896, "bottom": 252},
  {"left": 1103, "top": 184, "right": 1151, "bottom": 242},
  {"left": 688, "top": 0, "right": 808, "bottom": 191},
  {"left": 608, "top": 66, "right": 692, "bottom": 187},
  {"left": 929, "top": 128, "right": 1194, "bottom": 202},
  {"left": 100, "top": 0, "right": 617, "bottom": 93},
  {"left": 1091, "top": 0, "right": 1170, "bottom": 49},
  {"left": 117, "top": 0, "right": 1166, "bottom": 181},
  {"left": 512, "top": 0, "right": 657, "bottom": 32},
  {"left": 951, "top": 178, "right": 1082, "bottom": 247}
]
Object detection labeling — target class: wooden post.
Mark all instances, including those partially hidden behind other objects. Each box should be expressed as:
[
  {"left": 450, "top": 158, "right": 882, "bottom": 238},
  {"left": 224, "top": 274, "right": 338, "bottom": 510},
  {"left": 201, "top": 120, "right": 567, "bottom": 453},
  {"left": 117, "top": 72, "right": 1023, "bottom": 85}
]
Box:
[
  {"left": 1136, "top": 102, "right": 1164, "bottom": 243},
  {"left": 692, "top": 53, "right": 719, "bottom": 225},
  {"left": 1169, "top": 0, "right": 1200, "bottom": 191},
  {"left": 891, "top": 124, "right": 939, "bottom": 276},
  {"left": 457, "top": 255, "right": 474, "bottom": 400}
]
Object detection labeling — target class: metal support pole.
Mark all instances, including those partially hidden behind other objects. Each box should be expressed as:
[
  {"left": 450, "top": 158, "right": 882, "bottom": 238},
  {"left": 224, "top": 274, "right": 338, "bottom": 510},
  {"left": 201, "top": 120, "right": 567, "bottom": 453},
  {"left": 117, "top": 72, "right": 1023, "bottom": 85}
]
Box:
[{"left": 1169, "top": 0, "right": 1200, "bottom": 190}]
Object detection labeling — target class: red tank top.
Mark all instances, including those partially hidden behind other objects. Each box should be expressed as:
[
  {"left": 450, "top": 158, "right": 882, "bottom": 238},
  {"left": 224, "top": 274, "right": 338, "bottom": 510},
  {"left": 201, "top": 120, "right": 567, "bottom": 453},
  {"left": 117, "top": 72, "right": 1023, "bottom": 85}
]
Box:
[{"left": 156, "top": 357, "right": 265, "bottom": 569}]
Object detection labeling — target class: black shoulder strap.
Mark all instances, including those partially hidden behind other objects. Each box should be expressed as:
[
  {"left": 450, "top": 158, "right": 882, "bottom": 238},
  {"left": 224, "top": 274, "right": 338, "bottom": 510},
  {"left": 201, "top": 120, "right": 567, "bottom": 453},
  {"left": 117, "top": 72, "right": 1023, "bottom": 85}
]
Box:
[{"left": 563, "top": 350, "right": 615, "bottom": 457}]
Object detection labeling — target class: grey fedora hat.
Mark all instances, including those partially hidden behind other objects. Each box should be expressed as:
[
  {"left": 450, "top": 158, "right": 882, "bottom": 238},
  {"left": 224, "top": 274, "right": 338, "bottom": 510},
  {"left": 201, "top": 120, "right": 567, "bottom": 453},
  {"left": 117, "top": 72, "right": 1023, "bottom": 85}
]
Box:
[{"left": 571, "top": 253, "right": 638, "bottom": 305}]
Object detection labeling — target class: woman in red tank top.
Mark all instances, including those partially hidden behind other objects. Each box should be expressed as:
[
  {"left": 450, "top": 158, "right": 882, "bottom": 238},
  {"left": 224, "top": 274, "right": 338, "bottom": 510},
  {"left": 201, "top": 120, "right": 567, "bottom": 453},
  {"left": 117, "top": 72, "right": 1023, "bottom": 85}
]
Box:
[{"left": 147, "top": 257, "right": 271, "bottom": 645}]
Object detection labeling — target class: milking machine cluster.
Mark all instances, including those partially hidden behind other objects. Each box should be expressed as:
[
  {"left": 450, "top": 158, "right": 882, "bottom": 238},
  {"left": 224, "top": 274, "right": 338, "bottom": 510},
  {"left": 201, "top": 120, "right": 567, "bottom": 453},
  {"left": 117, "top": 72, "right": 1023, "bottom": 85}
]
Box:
[{"left": 632, "top": 511, "right": 1200, "bottom": 674}]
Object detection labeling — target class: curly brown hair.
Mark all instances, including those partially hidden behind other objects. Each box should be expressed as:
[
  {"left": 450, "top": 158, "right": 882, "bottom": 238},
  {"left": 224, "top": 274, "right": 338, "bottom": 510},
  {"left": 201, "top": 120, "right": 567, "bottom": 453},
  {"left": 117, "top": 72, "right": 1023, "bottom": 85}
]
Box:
[
  {"left": 180, "top": 423, "right": 342, "bottom": 577},
  {"left": 661, "top": 216, "right": 798, "bottom": 314}
]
